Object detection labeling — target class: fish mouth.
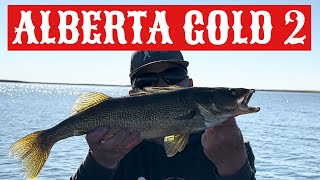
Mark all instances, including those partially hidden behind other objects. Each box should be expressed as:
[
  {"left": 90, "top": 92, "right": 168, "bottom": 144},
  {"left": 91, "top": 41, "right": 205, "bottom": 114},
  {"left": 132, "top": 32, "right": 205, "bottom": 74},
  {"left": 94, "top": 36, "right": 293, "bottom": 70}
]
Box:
[
  {"left": 238, "top": 89, "right": 260, "bottom": 113},
  {"left": 243, "top": 89, "right": 254, "bottom": 105}
]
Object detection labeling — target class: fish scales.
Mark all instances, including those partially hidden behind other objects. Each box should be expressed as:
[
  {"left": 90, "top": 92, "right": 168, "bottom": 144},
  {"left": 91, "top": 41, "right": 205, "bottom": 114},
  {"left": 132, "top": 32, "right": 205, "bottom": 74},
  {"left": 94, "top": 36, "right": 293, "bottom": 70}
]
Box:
[{"left": 8, "top": 86, "right": 260, "bottom": 180}]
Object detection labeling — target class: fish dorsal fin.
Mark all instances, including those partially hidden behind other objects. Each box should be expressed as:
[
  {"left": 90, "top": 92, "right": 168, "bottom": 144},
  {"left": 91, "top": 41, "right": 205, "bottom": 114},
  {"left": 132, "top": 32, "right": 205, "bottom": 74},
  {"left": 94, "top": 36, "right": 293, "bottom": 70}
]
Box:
[
  {"left": 164, "top": 134, "right": 189, "bottom": 157},
  {"left": 131, "top": 89, "right": 153, "bottom": 96},
  {"left": 70, "top": 92, "right": 111, "bottom": 116},
  {"left": 132, "top": 85, "right": 184, "bottom": 96},
  {"left": 144, "top": 85, "right": 184, "bottom": 93}
]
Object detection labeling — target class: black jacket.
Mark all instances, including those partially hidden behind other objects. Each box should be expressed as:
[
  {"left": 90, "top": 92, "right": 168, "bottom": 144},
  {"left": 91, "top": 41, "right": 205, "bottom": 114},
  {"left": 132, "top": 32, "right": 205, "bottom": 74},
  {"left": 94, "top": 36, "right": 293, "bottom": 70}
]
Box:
[{"left": 70, "top": 131, "right": 256, "bottom": 180}]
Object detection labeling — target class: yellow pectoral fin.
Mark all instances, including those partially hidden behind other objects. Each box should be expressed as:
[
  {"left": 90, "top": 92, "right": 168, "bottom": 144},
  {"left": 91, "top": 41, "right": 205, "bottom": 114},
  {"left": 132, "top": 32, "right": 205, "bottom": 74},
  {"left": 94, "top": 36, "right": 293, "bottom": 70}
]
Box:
[
  {"left": 164, "top": 134, "right": 189, "bottom": 157},
  {"left": 70, "top": 92, "right": 111, "bottom": 116}
]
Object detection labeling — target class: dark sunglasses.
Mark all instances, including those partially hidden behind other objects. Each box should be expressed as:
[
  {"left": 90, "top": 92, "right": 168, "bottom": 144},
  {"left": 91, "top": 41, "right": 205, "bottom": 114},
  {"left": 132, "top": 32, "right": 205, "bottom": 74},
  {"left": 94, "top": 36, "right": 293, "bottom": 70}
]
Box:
[{"left": 132, "top": 67, "right": 187, "bottom": 88}]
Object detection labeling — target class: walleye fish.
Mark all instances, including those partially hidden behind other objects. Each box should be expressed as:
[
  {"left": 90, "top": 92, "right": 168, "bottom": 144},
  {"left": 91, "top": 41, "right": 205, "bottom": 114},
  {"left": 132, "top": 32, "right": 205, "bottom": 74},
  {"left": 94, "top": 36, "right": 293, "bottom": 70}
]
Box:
[{"left": 9, "top": 86, "right": 260, "bottom": 180}]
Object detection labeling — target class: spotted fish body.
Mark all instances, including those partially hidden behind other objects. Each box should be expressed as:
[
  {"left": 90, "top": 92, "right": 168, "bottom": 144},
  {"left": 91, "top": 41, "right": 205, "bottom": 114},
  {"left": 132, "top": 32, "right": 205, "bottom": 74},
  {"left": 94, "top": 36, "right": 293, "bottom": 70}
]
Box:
[{"left": 9, "top": 86, "right": 260, "bottom": 180}]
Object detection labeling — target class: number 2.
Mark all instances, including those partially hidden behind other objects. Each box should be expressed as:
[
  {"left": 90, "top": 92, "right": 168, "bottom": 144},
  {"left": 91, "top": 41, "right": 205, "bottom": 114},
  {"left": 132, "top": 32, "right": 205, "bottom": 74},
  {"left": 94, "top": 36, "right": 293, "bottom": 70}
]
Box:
[{"left": 284, "top": 10, "right": 306, "bottom": 45}]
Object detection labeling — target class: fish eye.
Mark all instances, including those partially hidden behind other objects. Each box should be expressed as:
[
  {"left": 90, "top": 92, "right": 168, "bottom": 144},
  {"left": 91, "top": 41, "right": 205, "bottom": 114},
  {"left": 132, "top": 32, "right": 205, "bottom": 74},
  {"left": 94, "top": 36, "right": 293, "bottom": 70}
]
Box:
[{"left": 231, "top": 90, "right": 237, "bottom": 96}]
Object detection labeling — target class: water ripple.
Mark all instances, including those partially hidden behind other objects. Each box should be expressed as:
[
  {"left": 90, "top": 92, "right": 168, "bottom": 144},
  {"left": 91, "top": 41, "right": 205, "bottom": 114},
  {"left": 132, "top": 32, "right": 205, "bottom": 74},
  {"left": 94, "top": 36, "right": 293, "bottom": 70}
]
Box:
[{"left": 1, "top": 83, "right": 320, "bottom": 180}]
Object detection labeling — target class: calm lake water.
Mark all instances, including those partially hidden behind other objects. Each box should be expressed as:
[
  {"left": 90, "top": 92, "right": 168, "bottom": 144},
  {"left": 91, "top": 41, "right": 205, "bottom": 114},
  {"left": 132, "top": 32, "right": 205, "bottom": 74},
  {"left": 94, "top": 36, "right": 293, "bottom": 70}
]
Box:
[{"left": 0, "top": 82, "right": 319, "bottom": 180}]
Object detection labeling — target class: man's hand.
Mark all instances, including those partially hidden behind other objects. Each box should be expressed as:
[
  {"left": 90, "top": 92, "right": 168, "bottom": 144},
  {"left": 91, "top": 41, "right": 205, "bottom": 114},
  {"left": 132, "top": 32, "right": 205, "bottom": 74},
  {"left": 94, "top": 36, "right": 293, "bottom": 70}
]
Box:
[
  {"left": 201, "top": 117, "right": 247, "bottom": 176},
  {"left": 86, "top": 127, "right": 142, "bottom": 169}
]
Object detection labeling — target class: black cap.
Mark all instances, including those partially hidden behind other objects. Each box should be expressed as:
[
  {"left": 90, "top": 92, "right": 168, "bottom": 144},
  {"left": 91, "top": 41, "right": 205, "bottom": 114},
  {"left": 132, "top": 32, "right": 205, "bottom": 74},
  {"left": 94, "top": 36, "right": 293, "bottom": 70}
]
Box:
[{"left": 129, "top": 51, "right": 189, "bottom": 79}]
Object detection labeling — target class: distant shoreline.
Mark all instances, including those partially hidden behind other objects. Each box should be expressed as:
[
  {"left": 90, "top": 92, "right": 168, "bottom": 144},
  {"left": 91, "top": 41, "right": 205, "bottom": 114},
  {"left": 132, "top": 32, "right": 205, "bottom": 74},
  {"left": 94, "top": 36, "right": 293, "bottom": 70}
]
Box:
[
  {"left": 1, "top": 79, "right": 319, "bottom": 93},
  {"left": 0, "top": 79, "right": 131, "bottom": 87}
]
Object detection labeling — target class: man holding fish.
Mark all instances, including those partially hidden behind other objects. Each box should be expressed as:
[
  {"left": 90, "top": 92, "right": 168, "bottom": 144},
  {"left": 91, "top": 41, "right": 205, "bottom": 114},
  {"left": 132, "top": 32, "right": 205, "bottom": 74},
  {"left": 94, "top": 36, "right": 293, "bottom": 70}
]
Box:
[{"left": 70, "top": 51, "right": 257, "bottom": 180}]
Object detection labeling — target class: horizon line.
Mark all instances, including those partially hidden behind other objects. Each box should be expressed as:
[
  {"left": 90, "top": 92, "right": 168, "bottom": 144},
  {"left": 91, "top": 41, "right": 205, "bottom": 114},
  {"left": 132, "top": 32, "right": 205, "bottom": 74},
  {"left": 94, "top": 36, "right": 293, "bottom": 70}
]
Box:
[{"left": 1, "top": 79, "right": 320, "bottom": 93}]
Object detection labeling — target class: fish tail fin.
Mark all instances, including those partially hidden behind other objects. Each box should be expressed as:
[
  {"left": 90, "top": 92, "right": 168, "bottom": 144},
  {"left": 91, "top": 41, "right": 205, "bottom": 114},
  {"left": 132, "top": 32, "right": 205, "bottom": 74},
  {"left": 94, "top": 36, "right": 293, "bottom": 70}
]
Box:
[{"left": 9, "top": 130, "right": 54, "bottom": 180}]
